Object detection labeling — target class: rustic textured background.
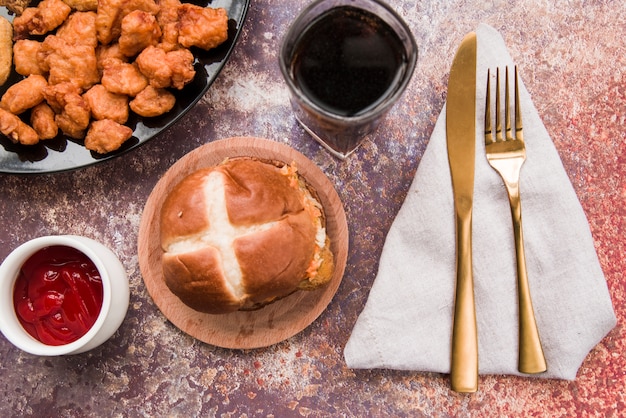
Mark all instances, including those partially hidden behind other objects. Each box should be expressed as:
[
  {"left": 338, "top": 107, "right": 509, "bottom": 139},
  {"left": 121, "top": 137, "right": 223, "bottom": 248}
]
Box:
[{"left": 0, "top": 0, "right": 624, "bottom": 416}]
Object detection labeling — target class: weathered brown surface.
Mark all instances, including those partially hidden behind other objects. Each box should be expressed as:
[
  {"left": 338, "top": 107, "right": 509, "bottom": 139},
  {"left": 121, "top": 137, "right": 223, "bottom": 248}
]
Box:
[{"left": 0, "top": 1, "right": 624, "bottom": 416}]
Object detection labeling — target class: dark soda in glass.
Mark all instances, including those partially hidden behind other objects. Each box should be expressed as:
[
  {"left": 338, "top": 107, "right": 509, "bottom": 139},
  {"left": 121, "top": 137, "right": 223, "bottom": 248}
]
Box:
[
  {"left": 291, "top": 6, "right": 407, "bottom": 117},
  {"left": 280, "top": 0, "right": 417, "bottom": 158}
]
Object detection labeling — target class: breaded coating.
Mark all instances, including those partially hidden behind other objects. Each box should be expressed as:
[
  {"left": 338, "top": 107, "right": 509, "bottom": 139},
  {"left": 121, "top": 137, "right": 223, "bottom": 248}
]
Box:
[
  {"left": 135, "top": 45, "right": 195, "bottom": 90},
  {"left": 55, "top": 92, "right": 91, "bottom": 139},
  {"left": 0, "top": 0, "right": 32, "bottom": 15},
  {"left": 94, "top": 0, "right": 124, "bottom": 45},
  {"left": 13, "top": 0, "right": 72, "bottom": 39},
  {"left": 83, "top": 84, "right": 129, "bottom": 123},
  {"left": 156, "top": 0, "right": 181, "bottom": 25},
  {"left": 96, "top": 43, "right": 127, "bottom": 73},
  {"left": 43, "top": 81, "right": 83, "bottom": 113},
  {"left": 158, "top": 21, "right": 179, "bottom": 52},
  {"left": 0, "top": 17, "right": 12, "bottom": 86},
  {"left": 30, "top": 102, "right": 58, "bottom": 140},
  {"left": 0, "top": 108, "right": 39, "bottom": 145},
  {"left": 101, "top": 59, "right": 148, "bottom": 96},
  {"left": 56, "top": 11, "right": 98, "bottom": 48},
  {"left": 135, "top": 46, "right": 170, "bottom": 88},
  {"left": 130, "top": 85, "right": 175, "bottom": 117},
  {"left": 155, "top": 0, "right": 180, "bottom": 51},
  {"left": 0, "top": 74, "right": 48, "bottom": 115},
  {"left": 61, "top": 0, "right": 98, "bottom": 12},
  {"left": 39, "top": 35, "right": 100, "bottom": 90},
  {"left": 85, "top": 119, "right": 133, "bottom": 153},
  {"left": 166, "top": 49, "right": 196, "bottom": 89},
  {"left": 13, "top": 40, "right": 45, "bottom": 76},
  {"left": 119, "top": 10, "right": 161, "bottom": 57},
  {"left": 95, "top": 0, "right": 159, "bottom": 45},
  {"left": 177, "top": 5, "right": 228, "bottom": 50}
]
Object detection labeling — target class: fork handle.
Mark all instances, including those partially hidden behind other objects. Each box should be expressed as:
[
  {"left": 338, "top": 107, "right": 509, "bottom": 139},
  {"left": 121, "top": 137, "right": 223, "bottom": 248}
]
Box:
[
  {"left": 507, "top": 185, "right": 547, "bottom": 374},
  {"left": 450, "top": 213, "right": 479, "bottom": 392}
]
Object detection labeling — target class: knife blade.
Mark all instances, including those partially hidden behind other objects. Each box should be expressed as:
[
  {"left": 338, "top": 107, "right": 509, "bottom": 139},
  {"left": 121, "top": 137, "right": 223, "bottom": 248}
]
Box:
[{"left": 446, "top": 31, "right": 478, "bottom": 393}]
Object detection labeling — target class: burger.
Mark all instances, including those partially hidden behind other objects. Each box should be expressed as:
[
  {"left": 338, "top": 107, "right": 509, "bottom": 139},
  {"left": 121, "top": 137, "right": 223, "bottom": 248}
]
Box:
[{"left": 159, "top": 157, "right": 334, "bottom": 314}]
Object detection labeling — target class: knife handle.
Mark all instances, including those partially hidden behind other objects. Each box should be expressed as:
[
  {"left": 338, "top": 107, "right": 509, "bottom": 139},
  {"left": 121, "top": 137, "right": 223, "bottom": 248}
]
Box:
[{"left": 450, "top": 213, "right": 478, "bottom": 393}]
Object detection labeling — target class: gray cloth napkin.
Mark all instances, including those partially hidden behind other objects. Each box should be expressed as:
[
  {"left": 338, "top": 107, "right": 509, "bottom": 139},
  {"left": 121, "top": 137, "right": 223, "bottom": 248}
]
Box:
[{"left": 344, "top": 24, "right": 616, "bottom": 380}]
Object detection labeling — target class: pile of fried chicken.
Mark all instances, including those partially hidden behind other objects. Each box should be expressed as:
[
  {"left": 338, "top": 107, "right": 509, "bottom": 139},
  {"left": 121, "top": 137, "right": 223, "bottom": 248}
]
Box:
[{"left": 0, "top": 0, "right": 228, "bottom": 154}]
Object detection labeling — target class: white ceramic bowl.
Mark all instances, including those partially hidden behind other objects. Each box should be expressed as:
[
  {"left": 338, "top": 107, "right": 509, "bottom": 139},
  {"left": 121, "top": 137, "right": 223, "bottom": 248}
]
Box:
[{"left": 0, "top": 235, "right": 129, "bottom": 356}]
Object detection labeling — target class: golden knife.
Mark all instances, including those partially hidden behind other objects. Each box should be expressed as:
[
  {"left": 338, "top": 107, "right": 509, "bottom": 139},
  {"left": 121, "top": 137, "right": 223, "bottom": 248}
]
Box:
[{"left": 446, "top": 32, "right": 478, "bottom": 393}]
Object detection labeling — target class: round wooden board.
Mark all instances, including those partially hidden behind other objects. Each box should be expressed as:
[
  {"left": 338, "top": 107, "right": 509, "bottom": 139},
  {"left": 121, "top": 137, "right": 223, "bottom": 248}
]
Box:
[{"left": 137, "top": 137, "right": 348, "bottom": 349}]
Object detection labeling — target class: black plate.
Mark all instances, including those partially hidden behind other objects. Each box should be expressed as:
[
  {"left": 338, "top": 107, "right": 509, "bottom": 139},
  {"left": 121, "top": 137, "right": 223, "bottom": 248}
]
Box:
[{"left": 0, "top": 0, "right": 249, "bottom": 174}]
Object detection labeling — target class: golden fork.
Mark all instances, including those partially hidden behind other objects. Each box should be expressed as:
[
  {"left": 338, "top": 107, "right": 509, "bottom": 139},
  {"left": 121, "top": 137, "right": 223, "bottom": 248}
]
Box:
[{"left": 484, "top": 66, "right": 547, "bottom": 374}]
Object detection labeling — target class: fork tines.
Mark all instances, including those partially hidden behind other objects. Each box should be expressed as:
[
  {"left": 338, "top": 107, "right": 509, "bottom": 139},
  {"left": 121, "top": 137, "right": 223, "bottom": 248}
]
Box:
[{"left": 484, "top": 66, "right": 523, "bottom": 146}]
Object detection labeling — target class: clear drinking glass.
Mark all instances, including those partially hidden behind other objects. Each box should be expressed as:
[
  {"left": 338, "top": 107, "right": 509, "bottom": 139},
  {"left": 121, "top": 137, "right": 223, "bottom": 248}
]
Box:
[{"left": 280, "top": 0, "right": 417, "bottom": 159}]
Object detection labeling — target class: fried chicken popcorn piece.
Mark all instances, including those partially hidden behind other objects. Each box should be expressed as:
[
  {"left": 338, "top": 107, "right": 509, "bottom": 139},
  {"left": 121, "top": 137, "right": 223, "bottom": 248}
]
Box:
[
  {"left": 84, "top": 119, "right": 133, "bottom": 153},
  {"left": 95, "top": 0, "right": 124, "bottom": 45},
  {"left": 0, "top": 74, "right": 48, "bottom": 115},
  {"left": 156, "top": 0, "right": 180, "bottom": 24},
  {"left": 13, "top": 40, "right": 45, "bottom": 76},
  {"left": 13, "top": 0, "right": 72, "bottom": 39},
  {"left": 41, "top": 82, "right": 90, "bottom": 138},
  {"left": 83, "top": 84, "right": 129, "bottom": 123},
  {"left": 54, "top": 92, "right": 91, "bottom": 139},
  {"left": 119, "top": 10, "right": 162, "bottom": 57},
  {"left": 177, "top": 5, "right": 228, "bottom": 50},
  {"left": 43, "top": 81, "right": 82, "bottom": 113},
  {"left": 96, "top": 0, "right": 159, "bottom": 45},
  {"left": 0, "top": 17, "right": 12, "bottom": 86},
  {"left": 156, "top": 21, "right": 178, "bottom": 52},
  {"left": 39, "top": 35, "right": 100, "bottom": 90},
  {"left": 135, "top": 45, "right": 195, "bottom": 89},
  {"left": 56, "top": 11, "right": 98, "bottom": 49},
  {"left": 155, "top": 0, "right": 180, "bottom": 51},
  {"left": 30, "top": 102, "right": 58, "bottom": 140},
  {"left": 101, "top": 58, "right": 148, "bottom": 96},
  {"left": 96, "top": 43, "right": 128, "bottom": 72},
  {"left": 166, "top": 48, "right": 196, "bottom": 89},
  {"left": 135, "top": 46, "right": 170, "bottom": 88},
  {"left": 0, "top": 108, "right": 39, "bottom": 145},
  {"left": 130, "top": 85, "right": 175, "bottom": 117}
]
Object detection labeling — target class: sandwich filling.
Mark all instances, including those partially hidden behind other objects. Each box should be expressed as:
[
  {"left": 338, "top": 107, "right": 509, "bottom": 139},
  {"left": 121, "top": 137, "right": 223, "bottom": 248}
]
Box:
[{"left": 279, "top": 163, "right": 329, "bottom": 282}]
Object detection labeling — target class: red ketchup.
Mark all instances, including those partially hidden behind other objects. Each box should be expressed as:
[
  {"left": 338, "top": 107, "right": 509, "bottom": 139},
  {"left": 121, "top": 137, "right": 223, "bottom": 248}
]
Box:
[{"left": 13, "top": 245, "right": 104, "bottom": 346}]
